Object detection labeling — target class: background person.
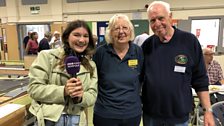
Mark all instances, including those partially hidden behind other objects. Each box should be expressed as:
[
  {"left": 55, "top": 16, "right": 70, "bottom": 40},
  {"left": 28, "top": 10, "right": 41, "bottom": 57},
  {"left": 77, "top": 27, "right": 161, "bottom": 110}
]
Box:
[
  {"left": 92, "top": 14, "right": 144, "bottom": 126},
  {"left": 27, "top": 20, "right": 98, "bottom": 126},
  {"left": 38, "top": 31, "right": 52, "bottom": 52},
  {"left": 133, "top": 31, "right": 149, "bottom": 47},
  {"left": 203, "top": 48, "right": 224, "bottom": 85},
  {"left": 25, "top": 31, "right": 39, "bottom": 55},
  {"left": 23, "top": 30, "right": 32, "bottom": 49},
  {"left": 49, "top": 31, "right": 62, "bottom": 49},
  {"left": 141, "top": 1, "right": 214, "bottom": 126}
]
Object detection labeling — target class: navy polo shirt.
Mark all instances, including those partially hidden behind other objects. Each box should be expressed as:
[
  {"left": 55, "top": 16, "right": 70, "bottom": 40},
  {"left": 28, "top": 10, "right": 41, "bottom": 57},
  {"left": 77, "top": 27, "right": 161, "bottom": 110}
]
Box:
[{"left": 93, "top": 42, "right": 143, "bottom": 119}]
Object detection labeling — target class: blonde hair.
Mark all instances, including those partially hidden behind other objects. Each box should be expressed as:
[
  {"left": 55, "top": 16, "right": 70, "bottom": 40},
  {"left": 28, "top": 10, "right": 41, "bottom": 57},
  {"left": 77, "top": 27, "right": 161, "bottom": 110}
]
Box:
[{"left": 105, "top": 14, "right": 135, "bottom": 44}]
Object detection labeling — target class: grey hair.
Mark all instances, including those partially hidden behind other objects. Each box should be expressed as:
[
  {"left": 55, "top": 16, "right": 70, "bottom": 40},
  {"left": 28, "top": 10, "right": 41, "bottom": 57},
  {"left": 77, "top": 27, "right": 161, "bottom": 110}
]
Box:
[
  {"left": 147, "top": 1, "right": 171, "bottom": 14},
  {"left": 44, "top": 31, "right": 52, "bottom": 38},
  {"left": 105, "top": 14, "right": 135, "bottom": 44}
]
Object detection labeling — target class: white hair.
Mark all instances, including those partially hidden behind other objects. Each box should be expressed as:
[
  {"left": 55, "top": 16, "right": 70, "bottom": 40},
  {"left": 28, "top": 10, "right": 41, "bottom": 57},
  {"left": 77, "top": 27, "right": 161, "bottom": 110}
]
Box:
[
  {"left": 105, "top": 14, "right": 135, "bottom": 44},
  {"left": 147, "top": 1, "right": 171, "bottom": 14}
]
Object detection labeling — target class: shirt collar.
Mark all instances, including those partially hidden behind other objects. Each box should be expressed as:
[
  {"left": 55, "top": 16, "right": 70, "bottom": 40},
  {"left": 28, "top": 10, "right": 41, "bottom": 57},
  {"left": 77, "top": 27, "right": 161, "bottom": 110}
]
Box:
[{"left": 106, "top": 41, "right": 136, "bottom": 59}]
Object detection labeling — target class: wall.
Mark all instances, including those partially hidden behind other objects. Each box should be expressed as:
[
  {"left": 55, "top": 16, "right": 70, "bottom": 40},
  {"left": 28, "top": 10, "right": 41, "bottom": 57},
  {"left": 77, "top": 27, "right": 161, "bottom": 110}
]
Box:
[
  {"left": 17, "top": 0, "right": 62, "bottom": 22},
  {"left": 50, "top": 22, "right": 67, "bottom": 35},
  {"left": 63, "top": 0, "right": 224, "bottom": 21},
  {"left": 0, "top": 7, "right": 7, "bottom": 22},
  {"left": 0, "top": 0, "right": 224, "bottom": 22},
  {"left": 5, "top": 24, "right": 20, "bottom": 60},
  {"left": 0, "top": 0, "right": 224, "bottom": 60}
]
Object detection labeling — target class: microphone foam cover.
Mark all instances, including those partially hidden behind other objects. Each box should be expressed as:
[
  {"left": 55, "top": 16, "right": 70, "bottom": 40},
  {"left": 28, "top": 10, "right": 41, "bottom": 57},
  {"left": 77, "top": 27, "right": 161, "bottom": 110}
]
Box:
[{"left": 65, "top": 55, "right": 80, "bottom": 75}]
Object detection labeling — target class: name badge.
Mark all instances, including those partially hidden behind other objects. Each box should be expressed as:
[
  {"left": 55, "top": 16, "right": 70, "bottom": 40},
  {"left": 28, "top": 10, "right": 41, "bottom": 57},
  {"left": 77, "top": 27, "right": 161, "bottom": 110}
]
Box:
[
  {"left": 128, "top": 59, "right": 138, "bottom": 67},
  {"left": 174, "top": 66, "right": 186, "bottom": 73}
]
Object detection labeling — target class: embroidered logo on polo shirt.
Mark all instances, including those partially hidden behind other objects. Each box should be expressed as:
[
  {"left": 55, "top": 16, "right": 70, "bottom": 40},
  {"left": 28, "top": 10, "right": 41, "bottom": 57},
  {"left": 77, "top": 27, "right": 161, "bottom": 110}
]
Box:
[
  {"left": 128, "top": 59, "right": 138, "bottom": 68},
  {"left": 175, "top": 55, "right": 188, "bottom": 65}
]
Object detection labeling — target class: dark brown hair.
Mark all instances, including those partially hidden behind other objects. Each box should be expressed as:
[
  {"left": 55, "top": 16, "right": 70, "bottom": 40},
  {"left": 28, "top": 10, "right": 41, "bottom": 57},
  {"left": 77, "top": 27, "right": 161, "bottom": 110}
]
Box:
[{"left": 59, "top": 20, "right": 95, "bottom": 77}]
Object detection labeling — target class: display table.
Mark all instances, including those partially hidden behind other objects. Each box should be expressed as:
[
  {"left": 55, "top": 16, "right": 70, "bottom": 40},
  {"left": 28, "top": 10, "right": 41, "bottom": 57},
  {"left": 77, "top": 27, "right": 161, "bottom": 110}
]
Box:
[
  {"left": 0, "top": 67, "right": 29, "bottom": 76},
  {"left": 0, "top": 104, "right": 26, "bottom": 126},
  {"left": 0, "top": 77, "right": 29, "bottom": 96},
  {"left": 0, "top": 76, "right": 32, "bottom": 126},
  {"left": 192, "top": 85, "right": 224, "bottom": 96}
]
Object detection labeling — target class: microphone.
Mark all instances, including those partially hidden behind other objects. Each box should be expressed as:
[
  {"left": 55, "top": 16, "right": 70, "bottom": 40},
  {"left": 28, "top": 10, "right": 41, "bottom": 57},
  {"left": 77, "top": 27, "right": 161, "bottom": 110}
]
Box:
[{"left": 65, "top": 55, "right": 81, "bottom": 103}]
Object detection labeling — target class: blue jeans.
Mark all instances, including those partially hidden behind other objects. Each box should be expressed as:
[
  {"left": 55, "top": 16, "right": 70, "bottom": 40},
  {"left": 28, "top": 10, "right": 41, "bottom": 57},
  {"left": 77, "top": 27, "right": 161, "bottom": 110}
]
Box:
[
  {"left": 55, "top": 114, "right": 80, "bottom": 126},
  {"left": 143, "top": 113, "right": 188, "bottom": 126},
  {"left": 35, "top": 114, "right": 80, "bottom": 126}
]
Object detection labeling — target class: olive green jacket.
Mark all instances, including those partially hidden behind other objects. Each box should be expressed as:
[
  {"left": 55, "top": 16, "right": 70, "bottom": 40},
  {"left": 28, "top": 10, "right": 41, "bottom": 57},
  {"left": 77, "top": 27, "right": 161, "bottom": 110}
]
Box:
[{"left": 27, "top": 48, "right": 98, "bottom": 126}]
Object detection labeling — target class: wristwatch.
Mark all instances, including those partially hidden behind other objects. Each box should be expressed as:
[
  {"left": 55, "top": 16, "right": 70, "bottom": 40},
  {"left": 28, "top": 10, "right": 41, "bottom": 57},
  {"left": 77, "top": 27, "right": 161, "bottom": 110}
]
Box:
[{"left": 203, "top": 107, "right": 213, "bottom": 113}]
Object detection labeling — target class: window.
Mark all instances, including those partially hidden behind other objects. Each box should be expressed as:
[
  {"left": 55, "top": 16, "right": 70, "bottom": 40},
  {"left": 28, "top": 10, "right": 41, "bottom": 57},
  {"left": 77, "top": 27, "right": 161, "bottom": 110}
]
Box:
[
  {"left": 191, "top": 19, "right": 220, "bottom": 49},
  {"left": 22, "top": 0, "right": 47, "bottom": 5},
  {"left": 190, "top": 16, "right": 224, "bottom": 53},
  {"left": 0, "top": 0, "right": 6, "bottom": 7},
  {"left": 67, "top": 0, "right": 107, "bottom": 3}
]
